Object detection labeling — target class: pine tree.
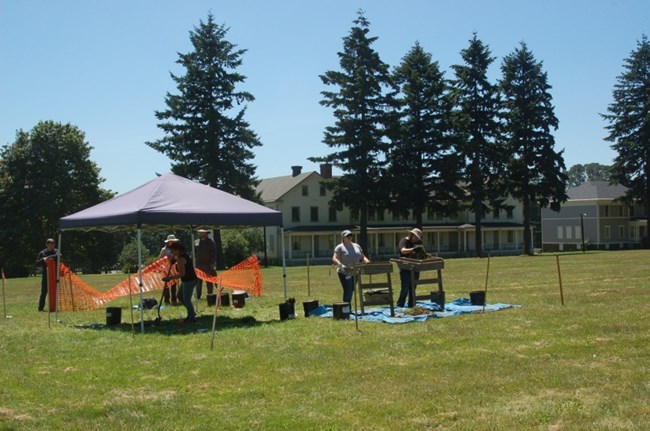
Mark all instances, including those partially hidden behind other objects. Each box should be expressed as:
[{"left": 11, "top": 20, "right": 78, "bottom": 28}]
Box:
[
  {"left": 602, "top": 35, "right": 650, "bottom": 247},
  {"left": 312, "top": 11, "right": 397, "bottom": 251},
  {"left": 450, "top": 34, "right": 506, "bottom": 257},
  {"left": 147, "top": 13, "right": 261, "bottom": 201},
  {"left": 500, "top": 42, "right": 567, "bottom": 255},
  {"left": 390, "top": 42, "right": 463, "bottom": 228}
]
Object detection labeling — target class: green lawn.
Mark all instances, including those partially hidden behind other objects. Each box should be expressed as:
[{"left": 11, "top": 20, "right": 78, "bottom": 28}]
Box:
[{"left": 1, "top": 250, "right": 649, "bottom": 430}]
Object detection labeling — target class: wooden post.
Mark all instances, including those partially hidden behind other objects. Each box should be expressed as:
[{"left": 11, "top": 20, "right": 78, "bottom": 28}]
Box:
[
  {"left": 482, "top": 253, "right": 491, "bottom": 313},
  {"left": 306, "top": 254, "right": 311, "bottom": 297},
  {"left": 556, "top": 255, "right": 565, "bottom": 306},
  {"left": 210, "top": 281, "right": 222, "bottom": 351}
]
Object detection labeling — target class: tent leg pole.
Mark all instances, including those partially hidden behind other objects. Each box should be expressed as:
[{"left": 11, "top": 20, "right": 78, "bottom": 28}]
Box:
[
  {"left": 138, "top": 229, "right": 145, "bottom": 334},
  {"left": 55, "top": 233, "right": 62, "bottom": 323}
]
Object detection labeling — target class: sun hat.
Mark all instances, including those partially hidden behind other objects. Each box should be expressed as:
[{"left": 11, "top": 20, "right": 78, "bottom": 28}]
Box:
[
  {"left": 408, "top": 228, "right": 422, "bottom": 240},
  {"left": 196, "top": 229, "right": 209, "bottom": 233},
  {"left": 164, "top": 234, "right": 180, "bottom": 244},
  {"left": 341, "top": 229, "right": 353, "bottom": 238}
]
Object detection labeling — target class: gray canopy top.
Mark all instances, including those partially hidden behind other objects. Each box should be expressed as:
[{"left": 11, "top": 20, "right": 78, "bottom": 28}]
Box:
[{"left": 59, "top": 173, "right": 283, "bottom": 232}]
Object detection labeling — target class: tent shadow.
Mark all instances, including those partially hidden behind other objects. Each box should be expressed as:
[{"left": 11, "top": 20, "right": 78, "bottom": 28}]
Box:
[{"left": 75, "top": 314, "right": 272, "bottom": 336}]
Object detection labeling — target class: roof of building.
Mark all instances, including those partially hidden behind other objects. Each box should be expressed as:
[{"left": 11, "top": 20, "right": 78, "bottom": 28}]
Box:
[
  {"left": 256, "top": 171, "right": 319, "bottom": 203},
  {"left": 567, "top": 181, "right": 627, "bottom": 200}
]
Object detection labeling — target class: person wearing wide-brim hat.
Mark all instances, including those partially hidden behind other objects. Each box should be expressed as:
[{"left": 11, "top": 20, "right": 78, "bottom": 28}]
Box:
[
  {"left": 396, "top": 228, "right": 425, "bottom": 308},
  {"left": 159, "top": 234, "right": 180, "bottom": 305},
  {"left": 332, "top": 229, "right": 370, "bottom": 303}
]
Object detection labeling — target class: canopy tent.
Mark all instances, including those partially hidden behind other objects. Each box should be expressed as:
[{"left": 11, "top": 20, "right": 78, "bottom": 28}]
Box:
[{"left": 58, "top": 173, "right": 286, "bottom": 333}]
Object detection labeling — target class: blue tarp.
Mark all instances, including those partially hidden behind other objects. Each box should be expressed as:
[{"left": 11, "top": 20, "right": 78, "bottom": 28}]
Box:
[{"left": 310, "top": 297, "right": 519, "bottom": 324}]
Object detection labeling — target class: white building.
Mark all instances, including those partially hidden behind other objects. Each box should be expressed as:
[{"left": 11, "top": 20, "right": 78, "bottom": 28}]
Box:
[
  {"left": 257, "top": 165, "right": 529, "bottom": 265},
  {"left": 541, "top": 181, "right": 647, "bottom": 252}
]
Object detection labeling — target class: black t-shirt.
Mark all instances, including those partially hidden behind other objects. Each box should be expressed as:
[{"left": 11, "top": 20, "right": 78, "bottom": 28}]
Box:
[{"left": 179, "top": 252, "right": 197, "bottom": 282}]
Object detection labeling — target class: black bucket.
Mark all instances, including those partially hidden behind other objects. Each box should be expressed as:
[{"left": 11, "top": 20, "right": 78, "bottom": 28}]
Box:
[
  {"left": 430, "top": 291, "right": 445, "bottom": 308},
  {"left": 106, "top": 307, "right": 122, "bottom": 326},
  {"left": 303, "top": 299, "right": 319, "bottom": 317},
  {"left": 206, "top": 293, "right": 217, "bottom": 307},
  {"left": 232, "top": 292, "right": 246, "bottom": 308},
  {"left": 279, "top": 301, "right": 296, "bottom": 321},
  {"left": 333, "top": 302, "right": 351, "bottom": 320},
  {"left": 220, "top": 292, "right": 230, "bottom": 307},
  {"left": 469, "top": 290, "right": 486, "bottom": 306}
]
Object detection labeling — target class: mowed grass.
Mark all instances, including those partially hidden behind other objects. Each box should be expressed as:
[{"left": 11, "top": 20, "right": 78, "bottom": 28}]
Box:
[{"left": 0, "top": 250, "right": 649, "bottom": 430}]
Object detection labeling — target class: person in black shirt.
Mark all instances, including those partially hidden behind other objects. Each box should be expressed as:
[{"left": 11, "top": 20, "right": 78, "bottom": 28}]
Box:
[
  {"left": 35, "top": 238, "right": 59, "bottom": 311},
  {"left": 396, "top": 228, "right": 424, "bottom": 308},
  {"left": 162, "top": 242, "right": 198, "bottom": 323}
]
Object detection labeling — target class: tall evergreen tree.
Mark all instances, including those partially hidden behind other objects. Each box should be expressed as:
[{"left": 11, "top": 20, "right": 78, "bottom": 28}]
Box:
[
  {"left": 0, "top": 121, "right": 114, "bottom": 275},
  {"left": 450, "top": 34, "right": 505, "bottom": 257},
  {"left": 500, "top": 42, "right": 567, "bottom": 254},
  {"left": 312, "top": 11, "right": 396, "bottom": 252},
  {"left": 390, "top": 42, "right": 463, "bottom": 228},
  {"left": 146, "top": 13, "right": 261, "bottom": 201},
  {"left": 602, "top": 35, "right": 650, "bottom": 246}
]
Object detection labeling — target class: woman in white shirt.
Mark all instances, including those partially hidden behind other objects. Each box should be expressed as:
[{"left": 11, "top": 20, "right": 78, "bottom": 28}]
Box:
[{"left": 332, "top": 229, "right": 370, "bottom": 303}]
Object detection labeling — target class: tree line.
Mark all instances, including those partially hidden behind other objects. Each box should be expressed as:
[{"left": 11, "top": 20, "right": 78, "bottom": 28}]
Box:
[{"left": 1, "top": 12, "right": 648, "bottom": 275}]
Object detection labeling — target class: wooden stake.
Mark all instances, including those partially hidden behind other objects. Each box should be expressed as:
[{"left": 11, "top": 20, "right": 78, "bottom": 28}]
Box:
[
  {"left": 210, "top": 282, "right": 222, "bottom": 351},
  {"left": 306, "top": 254, "right": 311, "bottom": 297},
  {"left": 1, "top": 268, "right": 8, "bottom": 318},
  {"left": 556, "top": 255, "right": 565, "bottom": 306},
  {"left": 482, "top": 253, "right": 491, "bottom": 314}
]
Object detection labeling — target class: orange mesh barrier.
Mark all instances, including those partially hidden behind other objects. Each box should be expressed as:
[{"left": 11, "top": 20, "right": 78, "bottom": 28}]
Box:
[{"left": 55, "top": 255, "right": 263, "bottom": 312}]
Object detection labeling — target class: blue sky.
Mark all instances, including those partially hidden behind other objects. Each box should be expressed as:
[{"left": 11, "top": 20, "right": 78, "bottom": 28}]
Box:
[{"left": 1, "top": 0, "right": 648, "bottom": 194}]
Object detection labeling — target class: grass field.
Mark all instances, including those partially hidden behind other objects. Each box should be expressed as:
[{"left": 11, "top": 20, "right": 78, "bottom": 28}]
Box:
[{"left": 1, "top": 250, "right": 649, "bottom": 430}]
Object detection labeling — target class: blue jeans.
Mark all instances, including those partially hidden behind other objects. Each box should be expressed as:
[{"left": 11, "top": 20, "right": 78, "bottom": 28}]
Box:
[
  {"left": 337, "top": 272, "right": 355, "bottom": 303},
  {"left": 397, "top": 269, "right": 420, "bottom": 308},
  {"left": 178, "top": 279, "right": 197, "bottom": 320}
]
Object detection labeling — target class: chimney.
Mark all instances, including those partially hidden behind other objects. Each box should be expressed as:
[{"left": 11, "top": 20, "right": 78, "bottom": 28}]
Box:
[
  {"left": 320, "top": 163, "right": 332, "bottom": 179},
  {"left": 291, "top": 165, "right": 302, "bottom": 177}
]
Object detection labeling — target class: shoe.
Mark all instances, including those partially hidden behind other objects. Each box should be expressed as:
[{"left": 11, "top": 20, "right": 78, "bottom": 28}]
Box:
[{"left": 180, "top": 317, "right": 196, "bottom": 324}]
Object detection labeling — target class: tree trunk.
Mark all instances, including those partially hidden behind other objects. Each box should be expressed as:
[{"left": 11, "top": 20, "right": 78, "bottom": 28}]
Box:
[{"left": 474, "top": 197, "right": 483, "bottom": 258}]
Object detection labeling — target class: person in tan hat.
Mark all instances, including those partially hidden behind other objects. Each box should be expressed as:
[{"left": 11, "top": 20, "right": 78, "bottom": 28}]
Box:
[
  {"left": 159, "top": 234, "right": 180, "bottom": 305},
  {"left": 397, "top": 228, "right": 425, "bottom": 307}
]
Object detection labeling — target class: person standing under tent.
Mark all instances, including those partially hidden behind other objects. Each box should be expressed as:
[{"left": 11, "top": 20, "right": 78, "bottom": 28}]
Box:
[
  {"left": 35, "top": 238, "right": 59, "bottom": 311},
  {"left": 163, "top": 242, "right": 198, "bottom": 323},
  {"left": 194, "top": 229, "right": 217, "bottom": 302},
  {"left": 159, "top": 234, "right": 180, "bottom": 305},
  {"left": 332, "top": 230, "right": 370, "bottom": 303},
  {"left": 397, "top": 228, "right": 424, "bottom": 308}
]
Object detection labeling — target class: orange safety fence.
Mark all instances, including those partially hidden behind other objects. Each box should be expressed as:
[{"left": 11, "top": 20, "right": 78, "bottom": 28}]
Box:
[{"left": 56, "top": 255, "right": 263, "bottom": 312}]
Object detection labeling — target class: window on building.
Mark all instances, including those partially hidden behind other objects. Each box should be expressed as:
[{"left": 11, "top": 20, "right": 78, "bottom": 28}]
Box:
[
  {"left": 302, "top": 185, "right": 308, "bottom": 196},
  {"left": 291, "top": 206, "right": 300, "bottom": 222},
  {"left": 377, "top": 209, "right": 384, "bottom": 221},
  {"left": 351, "top": 209, "right": 359, "bottom": 222},
  {"left": 565, "top": 226, "right": 572, "bottom": 239},
  {"left": 630, "top": 226, "right": 636, "bottom": 239},
  {"left": 507, "top": 231, "right": 514, "bottom": 243},
  {"left": 601, "top": 206, "right": 609, "bottom": 217},
  {"left": 319, "top": 185, "right": 326, "bottom": 196},
  {"left": 310, "top": 206, "right": 319, "bottom": 222},
  {"left": 392, "top": 211, "right": 401, "bottom": 221},
  {"left": 292, "top": 238, "right": 301, "bottom": 251},
  {"left": 506, "top": 208, "right": 514, "bottom": 219},
  {"left": 618, "top": 225, "right": 625, "bottom": 239},
  {"left": 557, "top": 226, "right": 563, "bottom": 239},
  {"left": 575, "top": 226, "right": 581, "bottom": 239},
  {"left": 604, "top": 225, "right": 611, "bottom": 239},
  {"left": 329, "top": 207, "right": 337, "bottom": 222},
  {"left": 493, "top": 208, "right": 500, "bottom": 219},
  {"left": 368, "top": 207, "right": 375, "bottom": 221}
]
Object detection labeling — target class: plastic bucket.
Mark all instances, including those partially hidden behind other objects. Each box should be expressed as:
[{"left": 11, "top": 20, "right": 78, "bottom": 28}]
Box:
[
  {"left": 220, "top": 292, "right": 230, "bottom": 307},
  {"left": 106, "top": 307, "right": 122, "bottom": 326},
  {"left": 232, "top": 292, "right": 247, "bottom": 308},
  {"left": 469, "top": 290, "right": 486, "bottom": 306},
  {"left": 303, "top": 300, "right": 319, "bottom": 317},
  {"left": 279, "top": 301, "right": 296, "bottom": 321},
  {"left": 206, "top": 293, "right": 217, "bottom": 306},
  {"left": 333, "top": 302, "right": 351, "bottom": 320},
  {"left": 430, "top": 291, "right": 445, "bottom": 308}
]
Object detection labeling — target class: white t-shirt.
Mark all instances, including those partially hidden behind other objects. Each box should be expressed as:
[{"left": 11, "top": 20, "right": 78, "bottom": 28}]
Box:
[{"left": 334, "top": 242, "right": 365, "bottom": 273}]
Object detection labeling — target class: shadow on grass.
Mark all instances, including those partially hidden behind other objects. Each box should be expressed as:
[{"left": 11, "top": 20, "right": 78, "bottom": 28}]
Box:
[{"left": 73, "top": 313, "right": 282, "bottom": 336}]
